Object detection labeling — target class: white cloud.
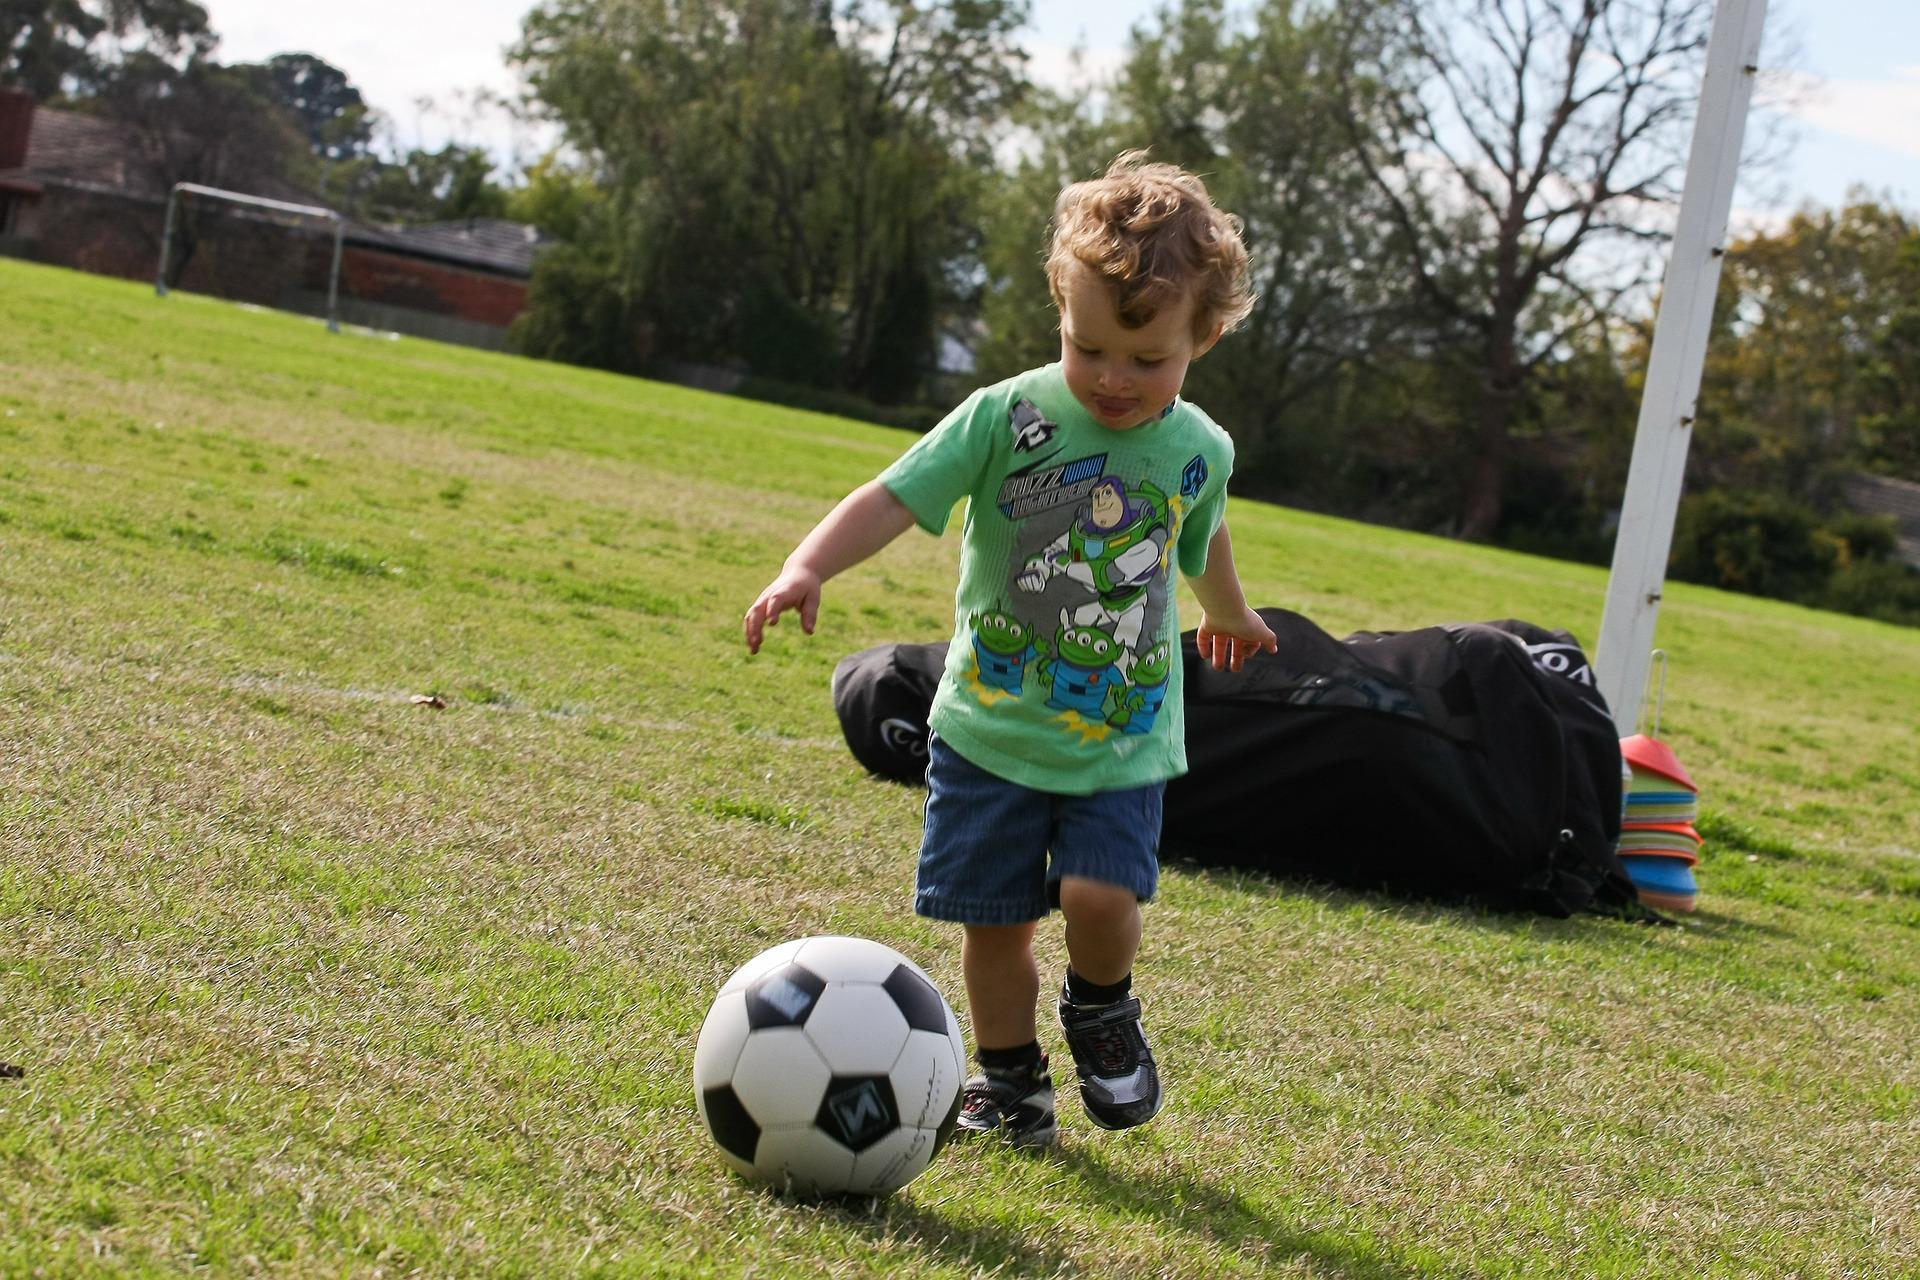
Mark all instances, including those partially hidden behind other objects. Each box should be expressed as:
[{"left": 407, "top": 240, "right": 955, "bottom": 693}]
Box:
[
  {"left": 1023, "top": 41, "right": 1127, "bottom": 97},
  {"left": 1781, "top": 67, "right": 1920, "bottom": 161},
  {"left": 207, "top": 1, "right": 539, "bottom": 158}
]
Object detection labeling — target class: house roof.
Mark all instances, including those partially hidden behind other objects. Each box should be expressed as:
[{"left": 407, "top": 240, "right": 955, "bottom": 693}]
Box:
[
  {"left": 1840, "top": 472, "right": 1920, "bottom": 567},
  {"left": 3, "top": 102, "right": 549, "bottom": 278},
  {"left": 346, "top": 217, "right": 550, "bottom": 279},
  {"left": 0, "top": 104, "right": 155, "bottom": 196}
]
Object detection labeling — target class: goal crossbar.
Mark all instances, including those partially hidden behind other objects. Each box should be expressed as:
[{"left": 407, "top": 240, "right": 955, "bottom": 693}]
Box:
[{"left": 155, "top": 182, "right": 346, "bottom": 333}]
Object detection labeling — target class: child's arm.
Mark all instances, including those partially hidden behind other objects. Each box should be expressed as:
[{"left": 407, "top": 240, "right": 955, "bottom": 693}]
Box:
[
  {"left": 744, "top": 480, "right": 918, "bottom": 654},
  {"left": 1187, "top": 519, "right": 1278, "bottom": 672}
]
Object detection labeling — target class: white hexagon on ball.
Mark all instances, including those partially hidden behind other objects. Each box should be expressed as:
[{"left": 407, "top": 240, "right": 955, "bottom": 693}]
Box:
[
  {"left": 730, "top": 1029, "right": 832, "bottom": 1128},
  {"left": 693, "top": 935, "right": 966, "bottom": 1197},
  {"left": 691, "top": 990, "right": 751, "bottom": 1091},
  {"left": 851, "top": 1123, "right": 943, "bottom": 1195},
  {"left": 796, "top": 934, "right": 910, "bottom": 983},
  {"left": 804, "top": 983, "right": 909, "bottom": 1076},
  {"left": 890, "top": 1028, "right": 964, "bottom": 1130},
  {"left": 752, "top": 1125, "right": 858, "bottom": 1196}
]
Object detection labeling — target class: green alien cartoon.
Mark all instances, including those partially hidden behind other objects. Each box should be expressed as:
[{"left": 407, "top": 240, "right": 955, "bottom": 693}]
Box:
[
  {"left": 1036, "top": 618, "right": 1126, "bottom": 718},
  {"left": 969, "top": 608, "right": 1039, "bottom": 693},
  {"left": 1107, "top": 639, "right": 1173, "bottom": 734}
]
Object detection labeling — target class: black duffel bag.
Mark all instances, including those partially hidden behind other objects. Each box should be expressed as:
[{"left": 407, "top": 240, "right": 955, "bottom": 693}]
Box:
[{"left": 830, "top": 608, "right": 1642, "bottom": 918}]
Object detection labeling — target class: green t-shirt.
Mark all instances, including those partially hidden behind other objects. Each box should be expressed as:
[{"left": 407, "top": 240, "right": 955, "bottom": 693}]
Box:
[{"left": 877, "top": 363, "right": 1235, "bottom": 794}]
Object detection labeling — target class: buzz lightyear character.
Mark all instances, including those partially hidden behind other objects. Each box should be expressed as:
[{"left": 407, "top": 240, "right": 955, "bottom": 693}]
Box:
[
  {"left": 1035, "top": 618, "right": 1126, "bottom": 718},
  {"left": 969, "top": 608, "right": 1039, "bottom": 693},
  {"left": 1107, "top": 639, "right": 1173, "bottom": 735},
  {"left": 1015, "top": 476, "right": 1170, "bottom": 666}
]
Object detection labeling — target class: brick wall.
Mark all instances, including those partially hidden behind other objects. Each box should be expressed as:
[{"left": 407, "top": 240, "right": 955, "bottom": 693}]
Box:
[
  {"left": 16, "top": 186, "right": 529, "bottom": 335},
  {"left": 22, "top": 187, "right": 319, "bottom": 307},
  {"left": 335, "top": 247, "right": 528, "bottom": 327}
]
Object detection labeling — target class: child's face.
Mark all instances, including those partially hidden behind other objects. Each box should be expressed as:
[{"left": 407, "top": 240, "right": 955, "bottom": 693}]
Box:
[{"left": 1058, "top": 262, "right": 1221, "bottom": 431}]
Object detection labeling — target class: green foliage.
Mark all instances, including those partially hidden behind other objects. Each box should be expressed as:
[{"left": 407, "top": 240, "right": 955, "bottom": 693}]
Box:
[
  {"left": 1669, "top": 490, "right": 1918, "bottom": 624},
  {"left": 975, "top": 0, "right": 1419, "bottom": 482},
  {"left": 1821, "top": 557, "right": 1920, "bottom": 626},
  {"left": 247, "top": 51, "right": 372, "bottom": 163},
  {"left": 1336, "top": 0, "right": 1717, "bottom": 539},
  {"left": 1697, "top": 199, "right": 1920, "bottom": 496},
  {"left": 83, "top": 50, "right": 313, "bottom": 195},
  {"left": 0, "top": 0, "right": 213, "bottom": 98},
  {"left": 504, "top": 152, "right": 604, "bottom": 243},
  {"left": 510, "top": 238, "right": 650, "bottom": 373},
  {"left": 1671, "top": 491, "right": 1836, "bottom": 600},
  {"left": 342, "top": 142, "right": 508, "bottom": 223},
  {"left": 511, "top": 0, "right": 1028, "bottom": 401},
  {"left": 1854, "top": 232, "right": 1920, "bottom": 479}
]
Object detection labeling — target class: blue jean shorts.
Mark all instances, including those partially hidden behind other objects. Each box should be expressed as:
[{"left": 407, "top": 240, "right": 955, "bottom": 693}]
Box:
[{"left": 914, "top": 734, "right": 1164, "bottom": 926}]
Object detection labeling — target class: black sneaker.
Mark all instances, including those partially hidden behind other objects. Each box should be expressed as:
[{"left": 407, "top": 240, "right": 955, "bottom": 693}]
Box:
[
  {"left": 953, "top": 1055, "right": 1057, "bottom": 1147},
  {"left": 1057, "top": 988, "right": 1162, "bottom": 1129}
]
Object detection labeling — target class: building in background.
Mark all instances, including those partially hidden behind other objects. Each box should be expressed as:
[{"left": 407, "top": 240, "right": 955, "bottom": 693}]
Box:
[{"left": 0, "top": 88, "right": 548, "bottom": 352}]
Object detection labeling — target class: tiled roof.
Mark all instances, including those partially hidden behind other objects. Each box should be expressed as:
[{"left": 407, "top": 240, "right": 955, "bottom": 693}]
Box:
[
  {"left": 4, "top": 104, "right": 550, "bottom": 277},
  {"left": 346, "top": 217, "right": 551, "bottom": 278},
  {"left": 0, "top": 104, "right": 316, "bottom": 205},
  {"left": 0, "top": 105, "right": 156, "bottom": 195},
  {"left": 1841, "top": 472, "right": 1920, "bottom": 566}
]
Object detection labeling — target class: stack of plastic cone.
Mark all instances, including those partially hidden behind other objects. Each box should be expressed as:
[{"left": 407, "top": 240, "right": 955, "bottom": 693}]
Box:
[{"left": 1619, "top": 734, "right": 1702, "bottom": 912}]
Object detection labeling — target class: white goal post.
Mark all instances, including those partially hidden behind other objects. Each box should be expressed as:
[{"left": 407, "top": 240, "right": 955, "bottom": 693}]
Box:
[
  {"left": 1594, "top": 0, "right": 1769, "bottom": 733},
  {"left": 154, "top": 181, "right": 346, "bottom": 333}
]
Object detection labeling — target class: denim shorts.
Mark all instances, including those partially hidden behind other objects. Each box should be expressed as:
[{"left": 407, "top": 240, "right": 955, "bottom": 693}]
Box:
[{"left": 914, "top": 734, "right": 1163, "bottom": 926}]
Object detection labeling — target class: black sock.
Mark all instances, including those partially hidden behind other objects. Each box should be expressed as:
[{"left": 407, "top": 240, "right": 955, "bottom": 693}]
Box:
[
  {"left": 977, "top": 1040, "right": 1043, "bottom": 1075},
  {"left": 1065, "top": 968, "right": 1132, "bottom": 1007}
]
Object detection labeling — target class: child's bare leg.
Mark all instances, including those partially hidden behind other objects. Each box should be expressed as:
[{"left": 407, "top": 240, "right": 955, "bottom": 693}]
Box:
[
  {"left": 962, "top": 921, "right": 1041, "bottom": 1049},
  {"left": 1057, "top": 875, "right": 1141, "bottom": 984},
  {"left": 1055, "top": 874, "right": 1161, "bottom": 1128}
]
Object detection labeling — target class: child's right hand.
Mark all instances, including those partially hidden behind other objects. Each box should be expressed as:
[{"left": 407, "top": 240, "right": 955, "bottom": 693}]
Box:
[{"left": 744, "top": 566, "right": 824, "bottom": 654}]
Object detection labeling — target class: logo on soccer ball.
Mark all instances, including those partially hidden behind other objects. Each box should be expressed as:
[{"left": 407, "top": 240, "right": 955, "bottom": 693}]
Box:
[{"left": 823, "top": 1078, "right": 898, "bottom": 1151}]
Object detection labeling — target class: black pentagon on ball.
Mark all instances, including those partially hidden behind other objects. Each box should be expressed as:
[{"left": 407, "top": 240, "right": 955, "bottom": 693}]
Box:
[
  {"left": 816, "top": 1075, "right": 900, "bottom": 1152},
  {"left": 701, "top": 1084, "right": 760, "bottom": 1164},
  {"left": 882, "top": 964, "right": 949, "bottom": 1035},
  {"left": 744, "top": 962, "right": 827, "bottom": 1029}
]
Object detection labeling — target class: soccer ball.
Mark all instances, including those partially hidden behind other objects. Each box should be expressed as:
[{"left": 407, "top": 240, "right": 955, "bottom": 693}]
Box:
[{"left": 693, "top": 935, "right": 967, "bottom": 1196}]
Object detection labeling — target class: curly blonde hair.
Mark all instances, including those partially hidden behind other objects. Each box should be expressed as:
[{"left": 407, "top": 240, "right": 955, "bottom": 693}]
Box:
[{"left": 1046, "top": 150, "right": 1254, "bottom": 342}]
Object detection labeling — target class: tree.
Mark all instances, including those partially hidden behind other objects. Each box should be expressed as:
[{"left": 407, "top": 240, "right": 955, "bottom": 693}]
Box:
[
  {"left": 349, "top": 143, "right": 507, "bottom": 223},
  {"left": 90, "top": 50, "right": 308, "bottom": 196},
  {"left": 1, "top": 0, "right": 212, "bottom": 98},
  {"left": 1692, "top": 199, "right": 1918, "bottom": 499},
  {"left": 248, "top": 51, "right": 372, "bottom": 164},
  {"left": 1119, "top": 0, "right": 1424, "bottom": 486},
  {"left": 1337, "top": 0, "right": 1719, "bottom": 539},
  {"left": 1854, "top": 226, "right": 1920, "bottom": 481},
  {"left": 512, "top": 0, "right": 1029, "bottom": 399},
  {"left": 977, "top": 1, "right": 1425, "bottom": 493}
]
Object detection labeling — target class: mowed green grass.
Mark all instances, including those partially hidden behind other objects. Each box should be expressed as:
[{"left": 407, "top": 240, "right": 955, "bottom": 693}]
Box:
[{"left": 1, "top": 257, "right": 1916, "bottom": 1278}]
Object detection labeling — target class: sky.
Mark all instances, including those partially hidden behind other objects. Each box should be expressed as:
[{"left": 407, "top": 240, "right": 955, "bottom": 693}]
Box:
[{"left": 203, "top": 0, "right": 1920, "bottom": 222}]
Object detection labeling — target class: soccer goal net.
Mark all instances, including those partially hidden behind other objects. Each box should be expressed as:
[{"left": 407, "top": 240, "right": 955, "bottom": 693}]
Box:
[{"left": 155, "top": 182, "right": 345, "bottom": 332}]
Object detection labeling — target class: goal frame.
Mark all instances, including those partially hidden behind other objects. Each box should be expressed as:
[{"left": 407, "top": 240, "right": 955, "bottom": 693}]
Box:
[{"left": 154, "top": 181, "right": 346, "bottom": 333}]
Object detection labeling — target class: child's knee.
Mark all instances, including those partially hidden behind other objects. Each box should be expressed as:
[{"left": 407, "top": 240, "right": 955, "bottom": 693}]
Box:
[
  {"left": 1056, "top": 876, "right": 1141, "bottom": 929},
  {"left": 963, "top": 920, "right": 1039, "bottom": 960}
]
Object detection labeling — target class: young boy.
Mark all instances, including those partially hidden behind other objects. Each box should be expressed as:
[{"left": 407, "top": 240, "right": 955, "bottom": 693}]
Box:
[{"left": 743, "top": 152, "right": 1277, "bottom": 1145}]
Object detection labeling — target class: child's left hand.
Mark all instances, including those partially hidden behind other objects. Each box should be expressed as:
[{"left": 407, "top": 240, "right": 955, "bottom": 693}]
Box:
[{"left": 1195, "top": 606, "right": 1278, "bottom": 672}]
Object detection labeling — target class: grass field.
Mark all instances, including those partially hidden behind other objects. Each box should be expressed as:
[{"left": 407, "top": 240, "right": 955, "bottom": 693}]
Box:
[{"left": 2, "top": 257, "right": 1917, "bottom": 1278}]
